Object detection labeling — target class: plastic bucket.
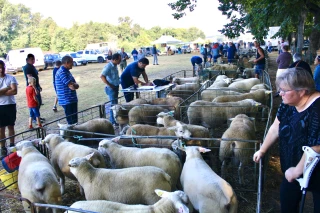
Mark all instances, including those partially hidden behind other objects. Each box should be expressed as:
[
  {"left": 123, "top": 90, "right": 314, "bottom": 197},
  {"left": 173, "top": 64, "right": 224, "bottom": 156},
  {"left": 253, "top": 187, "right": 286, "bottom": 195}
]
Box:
[{"left": 0, "top": 169, "right": 18, "bottom": 189}]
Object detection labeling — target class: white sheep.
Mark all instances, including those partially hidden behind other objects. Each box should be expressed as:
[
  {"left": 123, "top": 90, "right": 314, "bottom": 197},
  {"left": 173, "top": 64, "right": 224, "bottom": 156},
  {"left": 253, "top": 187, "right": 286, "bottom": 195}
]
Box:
[
  {"left": 187, "top": 99, "right": 261, "bottom": 129},
  {"left": 128, "top": 105, "right": 169, "bottom": 126},
  {"left": 68, "top": 153, "right": 171, "bottom": 205},
  {"left": 111, "top": 98, "right": 150, "bottom": 126},
  {"left": 219, "top": 114, "right": 256, "bottom": 185},
  {"left": 172, "top": 82, "right": 200, "bottom": 92},
  {"left": 98, "top": 139, "right": 182, "bottom": 190},
  {"left": 66, "top": 190, "right": 190, "bottom": 213},
  {"left": 250, "top": 83, "right": 270, "bottom": 92},
  {"left": 201, "top": 89, "right": 243, "bottom": 102},
  {"left": 150, "top": 97, "right": 184, "bottom": 120},
  {"left": 16, "top": 140, "right": 62, "bottom": 213},
  {"left": 167, "top": 89, "right": 195, "bottom": 100},
  {"left": 173, "top": 76, "right": 199, "bottom": 85},
  {"left": 174, "top": 143, "right": 238, "bottom": 213},
  {"left": 212, "top": 89, "right": 271, "bottom": 105},
  {"left": 228, "top": 78, "right": 260, "bottom": 90},
  {"left": 57, "top": 118, "right": 115, "bottom": 146},
  {"left": 120, "top": 122, "right": 191, "bottom": 147},
  {"left": 42, "top": 134, "right": 107, "bottom": 194}
]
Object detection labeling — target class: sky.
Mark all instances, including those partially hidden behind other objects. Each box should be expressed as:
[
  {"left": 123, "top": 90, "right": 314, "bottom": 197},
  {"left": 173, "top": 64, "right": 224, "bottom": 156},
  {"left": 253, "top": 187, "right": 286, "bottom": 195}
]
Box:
[{"left": 8, "top": 0, "right": 229, "bottom": 37}]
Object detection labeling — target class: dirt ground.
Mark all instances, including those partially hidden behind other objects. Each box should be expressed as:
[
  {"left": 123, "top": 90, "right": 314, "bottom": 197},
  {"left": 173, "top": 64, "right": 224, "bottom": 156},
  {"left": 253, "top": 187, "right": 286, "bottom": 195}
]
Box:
[{"left": 0, "top": 52, "right": 316, "bottom": 212}]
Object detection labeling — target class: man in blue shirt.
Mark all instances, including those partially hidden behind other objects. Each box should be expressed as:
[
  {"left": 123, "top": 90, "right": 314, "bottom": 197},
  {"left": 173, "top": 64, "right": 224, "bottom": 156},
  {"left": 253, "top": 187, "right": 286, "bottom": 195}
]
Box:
[
  {"left": 120, "top": 58, "right": 152, "bottom": 102},
  {"left": 131, "top": 48, "right": 138, "bottom": 61},
  {"left": 100, "top": 53, "right": 121, "bottom": 125},
  {"left": 191, "top": 56, "right": 203, "bottom": 76},
  {"left": 314, "top": 55, "right": 320, "bottom": 91},
  {"left": 119, "top": 48, "right": 129, "bottom": 72},
  {"left": 55, "top": 56, "right": 79, "bottom": 124},
  {"left": 152, "top": 45, "right": 159, "bottom": 65}
]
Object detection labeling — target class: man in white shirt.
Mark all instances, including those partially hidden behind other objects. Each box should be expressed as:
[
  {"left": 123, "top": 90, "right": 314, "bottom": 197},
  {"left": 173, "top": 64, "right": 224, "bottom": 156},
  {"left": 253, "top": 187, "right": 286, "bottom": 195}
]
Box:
[{"left": 0, "top": 60, "right": 18, "bottom": 159}]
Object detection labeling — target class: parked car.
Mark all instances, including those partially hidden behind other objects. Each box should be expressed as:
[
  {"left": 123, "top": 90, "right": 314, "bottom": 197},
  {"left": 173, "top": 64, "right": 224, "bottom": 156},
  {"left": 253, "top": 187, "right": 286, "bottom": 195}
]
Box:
[
  {"left": 77, "top": 49, "right": 105, "bottom": 63},
  {"left": 140, "top": 47, "right": 152, "bottom": 57},
  {"left": 181, "top": 45, "right": 192, "bottom": 54},
  {"left": 0, "top": 57, "right": 16, "bottom": 74},
  {"left": 60, "top": 52, "right": 87, "bottom": 66},
  {"left": 44, "top": 54, "right": 61, "bottom": 69}
]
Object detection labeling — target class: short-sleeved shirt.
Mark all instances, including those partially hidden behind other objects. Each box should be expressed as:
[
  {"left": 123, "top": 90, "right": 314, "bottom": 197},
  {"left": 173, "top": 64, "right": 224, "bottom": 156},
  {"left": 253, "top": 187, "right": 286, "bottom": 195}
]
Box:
[
  {"left": 191, "top": 56, "right": 203, "bottom": 66},
  {"left": 101, "top": 62, "right": 120, "bottom": 86},
  {"left": 277, "top": 98, "right": 320, "bottom": 173},
  {"left": 120, "top": 52, "right": 128, "bottom": 61},
  {"left": 55, "top": 65, "right": 78, "bottom": 105},
  {"left": 137, "top": 53, "right": 145, "bottom": 60},
  {"left": 314, "top": 65, "right": 320, "bottom": 91},
  {"left": 53, "top": 67, "right": 59, "bottom": 91},
  {"left": 0, "top": 74, "right": 18, "bottom": 105},
  {"left": 23, "top": 63, "right": 40, "bottom": 88},
  {"left": 276, "top": 52, "right": 292, "bottom": 69},
  {"left": 26, "top": 85, "right": 38, "bottom": 108},
  {"left": 120, "top": 62, "right": 145, "bottom": 88}
]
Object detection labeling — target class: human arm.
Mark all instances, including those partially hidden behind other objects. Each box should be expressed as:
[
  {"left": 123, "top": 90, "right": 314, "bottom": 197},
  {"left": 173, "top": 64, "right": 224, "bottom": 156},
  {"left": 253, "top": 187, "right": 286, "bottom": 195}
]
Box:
[
  {"left": 285, "top": 145, "right": 320, "bottom": 182},
  {"left": 253, "top": 117, "right": 280, "bottom": 163},
  {"left": 0, "top": 86, "right": 11, "bottom": 95},
  {"left": 68, "top": 82, "right": 79, "bottom": 90},
  {"left": 100, "top": 75, "right": 115, "bottom": 89},
  {"left": 254, "top": 48, "right": 265, "bottom": 63}
]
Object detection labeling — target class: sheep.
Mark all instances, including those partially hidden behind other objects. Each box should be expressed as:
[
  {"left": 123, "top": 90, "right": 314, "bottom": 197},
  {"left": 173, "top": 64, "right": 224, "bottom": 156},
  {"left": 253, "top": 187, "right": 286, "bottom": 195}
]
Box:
[
  {"left": 212, "top": 89, "right": 271, "bottom": 105},
  {"left": 187, "top": 99, "right": 261, "bottom": 130},
  {"left": 120, "top": 122, "right": 191, "bottom": 147},
  {"left": 98, "top": 139, "right": 182, "bottom": 190},
  {"left": 201, "top": 89, "right": 243, "bottom": 102},
  {"left": 150, "top": 97, "right": 184, "bottom": 120},
  {"left": 167, "top": 90, "right": 195, "bottom": 100},
  {"left": 57, "top": 118, "right": 115, "bottom": 147},
  {"left": 128, "top": 105, "right": 168, "bottom": 126},
  {"left": 243, "top": 68, "right": 255, "bottom": 78},
  {"left": 111, "top": 98, "right": 150, "bottom": 126},
  {"left": 228, "top": 78, "right": 260, "bottom": 90},
  {"left": 66, "top": 190, "right": 190, "bottom": 213},
  {"left": 173, "top": 76, "right": 199, "bottom": 85},
  {"left": 68, "top": 153, "right": 171, "bottom": 205},
  {"left": 250, "top": 83, "right": 270, "bottom": 91},
  {"left": 219, "top": 114, "right": 256, "bottom": 185},
  {"left": 174, "top": 142, "right": 238, "bottom": 213},
  {"left": 211, "top": 64, "right": 238, "bottom": 72},
  {"left": 16, "top": 140, "right": 62, "bottom": 213},
  {"left": 42, "top": 134, "right": 107, "bottom": 194}
]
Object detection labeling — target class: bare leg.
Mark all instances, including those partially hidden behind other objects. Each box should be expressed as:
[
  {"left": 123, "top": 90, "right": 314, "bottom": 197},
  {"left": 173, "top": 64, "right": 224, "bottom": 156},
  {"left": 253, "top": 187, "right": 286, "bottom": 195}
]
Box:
[
  {"left": 7, "top": 125, "right": 15, "bottom": 145},
  {"left": 36, "top": 117, "right": 42, "bottom": 127}
]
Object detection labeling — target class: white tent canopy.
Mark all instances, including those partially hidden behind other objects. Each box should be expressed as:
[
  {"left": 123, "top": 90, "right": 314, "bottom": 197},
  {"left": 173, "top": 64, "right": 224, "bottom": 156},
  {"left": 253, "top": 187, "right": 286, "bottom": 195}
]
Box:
[
  {"left": 192, "top": 37, "right": 205, "bottom": 44},
  {"left": 152, "top": 35, "right": 182, "bottom": 44}
]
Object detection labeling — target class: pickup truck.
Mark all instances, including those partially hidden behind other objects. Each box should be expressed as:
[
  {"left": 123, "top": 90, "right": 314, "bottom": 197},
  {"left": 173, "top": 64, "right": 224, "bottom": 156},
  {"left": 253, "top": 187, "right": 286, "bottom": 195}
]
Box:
[{"left": 77, "top": 49, "right": 106, "bottom": 63}]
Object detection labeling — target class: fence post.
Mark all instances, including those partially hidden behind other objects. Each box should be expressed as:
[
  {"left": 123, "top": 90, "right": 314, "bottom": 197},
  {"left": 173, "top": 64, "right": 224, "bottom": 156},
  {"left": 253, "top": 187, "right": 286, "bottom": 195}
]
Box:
[{"left": 100, "top": 104, "right": 106, "bottom": 118}]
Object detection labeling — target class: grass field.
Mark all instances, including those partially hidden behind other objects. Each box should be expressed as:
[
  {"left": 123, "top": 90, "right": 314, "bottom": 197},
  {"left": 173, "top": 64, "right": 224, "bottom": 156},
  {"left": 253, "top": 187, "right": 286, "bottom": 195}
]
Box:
[{"left": 10, "top": 53, "right": 195, "bottom": 135}]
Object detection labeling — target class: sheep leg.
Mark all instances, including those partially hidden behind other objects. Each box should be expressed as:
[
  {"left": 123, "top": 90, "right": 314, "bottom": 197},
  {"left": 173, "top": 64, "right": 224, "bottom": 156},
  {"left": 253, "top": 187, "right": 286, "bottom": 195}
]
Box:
[{"left": 238, "top": 162, "right": 244, "bottom": 185}]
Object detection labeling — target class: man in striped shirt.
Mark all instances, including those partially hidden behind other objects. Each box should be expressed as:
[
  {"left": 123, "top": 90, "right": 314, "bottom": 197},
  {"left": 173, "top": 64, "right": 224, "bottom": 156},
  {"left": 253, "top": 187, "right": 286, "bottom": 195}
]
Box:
[{"left": 55, "top": 56, "right": 79, "bottom": 124}]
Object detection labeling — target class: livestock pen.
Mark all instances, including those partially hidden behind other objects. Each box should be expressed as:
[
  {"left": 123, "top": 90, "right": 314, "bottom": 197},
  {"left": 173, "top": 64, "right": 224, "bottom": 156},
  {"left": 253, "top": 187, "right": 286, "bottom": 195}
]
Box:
[{"left": 0, "top": 69, "right": 273, "bottom": 213}]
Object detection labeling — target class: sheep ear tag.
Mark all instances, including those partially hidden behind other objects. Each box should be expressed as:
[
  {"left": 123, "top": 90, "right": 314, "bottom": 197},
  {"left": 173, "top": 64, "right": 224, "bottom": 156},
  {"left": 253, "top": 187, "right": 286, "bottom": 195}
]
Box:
[
  {"left": 199, "top": 147, "right": 211, "bottom": 153},
  {"left": 155, "top": 189, "right": 168, "bottom": 198},
  {"left": 84, "top": 152, "right": 95, "bottom": 161}
]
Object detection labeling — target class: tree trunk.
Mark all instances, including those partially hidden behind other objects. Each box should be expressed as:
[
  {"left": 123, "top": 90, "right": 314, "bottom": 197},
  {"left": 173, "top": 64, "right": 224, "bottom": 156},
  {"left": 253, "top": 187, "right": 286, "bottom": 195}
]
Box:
[
  {"left": 308, "top": 6, "right": 320, "bottom": 62},
  {"left": 296, "top": 10, "right": 307, "bottom": 54}
]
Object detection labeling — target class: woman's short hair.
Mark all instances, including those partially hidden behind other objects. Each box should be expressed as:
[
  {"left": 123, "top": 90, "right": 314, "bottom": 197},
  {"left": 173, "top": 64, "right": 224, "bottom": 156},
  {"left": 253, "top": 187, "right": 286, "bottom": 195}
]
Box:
[
  {"left": 282, "top": 45, "right": 289, "bottom": 51},
  {"left": 276, "top": 67, "right": 315, "bottom": 94}
]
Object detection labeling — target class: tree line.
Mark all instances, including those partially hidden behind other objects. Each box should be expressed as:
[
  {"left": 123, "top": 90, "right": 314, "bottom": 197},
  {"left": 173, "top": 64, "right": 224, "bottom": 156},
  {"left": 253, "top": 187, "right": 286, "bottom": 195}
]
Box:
[
  {"left": 169, "top": 0, "right": 320, "bottom": 58},
  {"left": 0, "top": 0, "right": 205, "bottom": 56}
]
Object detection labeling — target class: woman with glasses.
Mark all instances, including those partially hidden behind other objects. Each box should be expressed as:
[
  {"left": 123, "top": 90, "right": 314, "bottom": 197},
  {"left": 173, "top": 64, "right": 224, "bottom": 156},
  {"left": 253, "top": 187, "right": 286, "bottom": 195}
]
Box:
[{"left": 253, "top": 67, "right": 320, "bottom": 213}]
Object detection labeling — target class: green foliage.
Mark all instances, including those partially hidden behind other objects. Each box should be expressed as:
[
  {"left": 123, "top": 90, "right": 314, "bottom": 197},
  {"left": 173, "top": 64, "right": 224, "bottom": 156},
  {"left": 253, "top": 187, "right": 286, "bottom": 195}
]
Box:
[{"left": 0, "top": 1, "right": 206, "bottom": 55}]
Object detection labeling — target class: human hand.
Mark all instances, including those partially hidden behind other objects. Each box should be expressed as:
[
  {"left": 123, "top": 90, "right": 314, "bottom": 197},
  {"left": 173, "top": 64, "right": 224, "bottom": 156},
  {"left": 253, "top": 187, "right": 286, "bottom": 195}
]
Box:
[
  {"left": 253, "top": 150, "right": 265, "bottom": 163},
  {"left": 73, "top": 83, "right": 79, "bottom": 89},
  {"left": 285, "top": 167, "right": 300, "bottom": 182}
]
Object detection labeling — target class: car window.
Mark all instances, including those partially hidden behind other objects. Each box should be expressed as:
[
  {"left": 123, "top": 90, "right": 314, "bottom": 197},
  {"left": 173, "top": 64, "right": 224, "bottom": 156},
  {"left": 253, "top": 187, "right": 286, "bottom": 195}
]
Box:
[{"left": 85, "top": 51, "right": 89, "bottom": 54}]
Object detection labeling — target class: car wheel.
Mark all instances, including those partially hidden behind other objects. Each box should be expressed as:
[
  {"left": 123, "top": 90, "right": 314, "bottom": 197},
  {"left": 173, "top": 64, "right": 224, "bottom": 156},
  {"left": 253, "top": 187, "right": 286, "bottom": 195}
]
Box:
[
  {"left": 98, "top": 57, "right": 104, "bottom": 63},
  {"left": 82, "top": 63, "right": 87, "bottom": 66},
  {"left": 73, "top": 61, "right": 77, "bottom": 66}
]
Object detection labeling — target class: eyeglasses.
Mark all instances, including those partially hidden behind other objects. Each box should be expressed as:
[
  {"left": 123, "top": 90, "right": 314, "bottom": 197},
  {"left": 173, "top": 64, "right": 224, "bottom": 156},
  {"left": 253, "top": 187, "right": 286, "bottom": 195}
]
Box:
[{"left": 278, "top": 88, "right": 295, "bottom": 95}]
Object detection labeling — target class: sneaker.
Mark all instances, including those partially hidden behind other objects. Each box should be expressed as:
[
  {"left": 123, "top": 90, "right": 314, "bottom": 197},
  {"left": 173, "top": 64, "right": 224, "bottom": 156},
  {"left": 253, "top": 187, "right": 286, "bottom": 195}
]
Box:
[
  {"left": 38, "top": 124, "right": 43, "bottom": 128},
  {"left": 29, "top": 125, "right": 33, "bottom": 129},
  {"left": 0, "top": 147, "right": 7, "bottom": 160}
]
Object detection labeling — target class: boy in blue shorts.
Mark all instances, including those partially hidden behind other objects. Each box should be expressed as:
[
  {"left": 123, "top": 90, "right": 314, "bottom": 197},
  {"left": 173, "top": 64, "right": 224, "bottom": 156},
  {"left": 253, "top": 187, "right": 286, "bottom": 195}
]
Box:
[{"left": 26, "top": 77, "right": 42, "bottom": 129}]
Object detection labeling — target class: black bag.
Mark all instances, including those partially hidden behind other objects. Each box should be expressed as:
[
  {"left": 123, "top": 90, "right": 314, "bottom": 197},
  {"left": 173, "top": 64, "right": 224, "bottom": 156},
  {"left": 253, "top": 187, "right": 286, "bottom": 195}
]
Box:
[{"left": 153, "top": 79, "right": 170, "bottom": 87}]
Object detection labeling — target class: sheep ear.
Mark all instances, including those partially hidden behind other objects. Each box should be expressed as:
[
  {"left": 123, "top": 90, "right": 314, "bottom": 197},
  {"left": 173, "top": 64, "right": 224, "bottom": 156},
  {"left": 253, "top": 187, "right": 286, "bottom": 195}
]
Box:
[
  {"left": 199, "top": 147, "right": 211, "bottom": 153},
  {"left": 155, "top": 189, "right": 169, "bottom": 198},
  {"left": 84, "top": 152, "right": 95, "bottom": 161},
  {"left": 111, "top": 136, "right": 120, "bottom": 143}
]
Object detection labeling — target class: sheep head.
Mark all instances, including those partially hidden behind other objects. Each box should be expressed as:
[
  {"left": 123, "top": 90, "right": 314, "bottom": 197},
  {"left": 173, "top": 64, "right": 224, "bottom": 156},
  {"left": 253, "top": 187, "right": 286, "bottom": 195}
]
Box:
[
  {"left": 156, "top": 111, "right": 174, "bottom": 125},
  {"left": 15, "top": 139, "right": 41, "bottom": 157},
  {"left": 155, "top": 189, "right": 190, "bottom": 213},
  {"left": 57, "top": 122, "right": 77, "bottom": 136},
  {"left": 174, "top": 122, "right": 191, "bottom": 139},
  {"left": 98, "top": 139, "right": 120, "bottom": 156},
  {"left": 42, "top": 134, "right": 64, "bottom": 150}
]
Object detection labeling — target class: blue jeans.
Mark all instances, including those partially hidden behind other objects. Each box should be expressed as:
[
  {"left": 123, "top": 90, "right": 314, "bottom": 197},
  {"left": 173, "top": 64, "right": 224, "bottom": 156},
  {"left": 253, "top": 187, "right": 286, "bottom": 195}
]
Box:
[
  {"left": 255, "top": 64, "right": 265, "bottom": 76},
  {"left": 133, "top": 56, "right": 138, "bottom": 61},
  {"left": 153, "top": 54, "right": 158, "bottom": 64},
  {"left": 62, "top": 102, "right": 78, "bottom": 124},
  {"left": 104, "top": 86, "right": 119, "bottom": 124}
]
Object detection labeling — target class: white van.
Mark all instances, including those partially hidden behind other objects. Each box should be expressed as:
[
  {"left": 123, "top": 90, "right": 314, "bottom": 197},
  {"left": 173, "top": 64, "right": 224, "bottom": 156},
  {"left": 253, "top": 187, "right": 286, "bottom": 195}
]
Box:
[{"left": 6, "top": 47, "right": 45, "bottom": 73}]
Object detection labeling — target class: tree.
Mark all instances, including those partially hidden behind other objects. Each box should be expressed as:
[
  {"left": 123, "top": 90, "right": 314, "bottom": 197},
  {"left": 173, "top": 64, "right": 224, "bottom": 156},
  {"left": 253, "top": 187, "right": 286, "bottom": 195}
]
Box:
[{"left": 169, "top": 0, "right": 320, "bottom": 57}]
